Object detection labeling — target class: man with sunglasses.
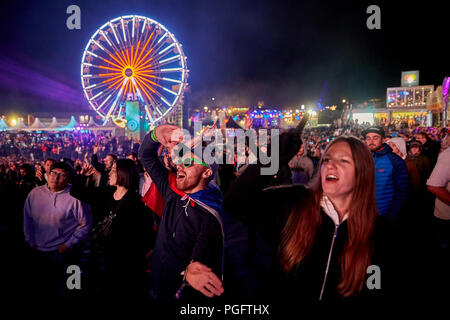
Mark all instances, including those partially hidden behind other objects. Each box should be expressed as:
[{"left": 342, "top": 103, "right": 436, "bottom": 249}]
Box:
[
  {"left": 139, "top": 124, "right": 224, "bottom": 301},
  {"left": 23, "top": 162, "right": 92, "bottom": 297}
]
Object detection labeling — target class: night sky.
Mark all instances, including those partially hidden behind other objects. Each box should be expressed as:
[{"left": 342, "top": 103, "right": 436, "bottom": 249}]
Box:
[{"left": 0, "top": 0, "right": 447, "bottom": 114}]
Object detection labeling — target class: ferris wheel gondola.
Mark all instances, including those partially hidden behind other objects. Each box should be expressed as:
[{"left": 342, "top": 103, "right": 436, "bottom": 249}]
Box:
[{"left": 81, "top": 15, "right": 188, "bottom": 127}]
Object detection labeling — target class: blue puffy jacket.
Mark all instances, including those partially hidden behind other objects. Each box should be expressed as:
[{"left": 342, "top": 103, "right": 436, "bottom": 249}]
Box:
[{"left": 372, "top": 143, "right": 409, "bottom": 221}]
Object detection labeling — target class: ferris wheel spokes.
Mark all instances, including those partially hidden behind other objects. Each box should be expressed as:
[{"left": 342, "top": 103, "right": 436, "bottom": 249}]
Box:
[{"left": 82, "top": 15, "right": 188, "bottom": 126}]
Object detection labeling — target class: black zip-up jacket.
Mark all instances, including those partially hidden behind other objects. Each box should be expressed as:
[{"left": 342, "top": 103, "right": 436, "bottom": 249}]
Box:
[
  {"left": 138, "top": 132, "right": 224, "bottom": 301},
  {"left": 224, "top": 128, "right": 400, "bottom": 301}
]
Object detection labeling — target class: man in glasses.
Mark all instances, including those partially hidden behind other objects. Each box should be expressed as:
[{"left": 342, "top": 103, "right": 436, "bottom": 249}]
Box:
[
  {"left": 23, "top": 162, "right": 92, "bottom": 297},
  {"left": 139, "top": 124, "right": 224, "bottom": 301}
]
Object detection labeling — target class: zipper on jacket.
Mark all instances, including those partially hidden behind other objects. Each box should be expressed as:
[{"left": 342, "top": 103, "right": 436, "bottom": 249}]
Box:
[
  {"left": 319, "top": 223, "right": 340, "bottom": 301},
  {"left": 172, "top": 198, "right": 191, "bottom": 239}
]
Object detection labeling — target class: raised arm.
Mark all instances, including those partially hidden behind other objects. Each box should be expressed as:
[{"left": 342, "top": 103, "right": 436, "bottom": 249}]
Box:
[
  {"left": 70, "top": 164, "right": 105, "bottom": 205},
  {"left": 138, "top": 125, "right": 183, "bottom": 199},
  {"left": 224, "top": 115, "right": 308, "bottom": 222}
]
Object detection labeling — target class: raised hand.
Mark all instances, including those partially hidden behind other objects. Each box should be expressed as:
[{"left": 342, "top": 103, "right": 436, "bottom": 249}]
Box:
[
  {"left": 185, "top": 261, "right": 224, "bottom": 298},
  {"left": 35, "top": 167, "right": 44, "bottom": 181},
  {"left": 244, "top": 114, "right": 253, "bottom": 130},
  {"left": 81, "top": 163, "right": 94, "bottom": 176},
  {"left": 155, "top": 124, "right": 184, "bottom": 152}
]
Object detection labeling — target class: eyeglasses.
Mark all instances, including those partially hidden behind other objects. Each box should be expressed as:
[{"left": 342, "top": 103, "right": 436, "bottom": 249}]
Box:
[
  {"left": 176, "top": 158, "right": 209, "bottom": 168},
  {"left": 49, "top": 171, "right": 68, "bottom": 179}
]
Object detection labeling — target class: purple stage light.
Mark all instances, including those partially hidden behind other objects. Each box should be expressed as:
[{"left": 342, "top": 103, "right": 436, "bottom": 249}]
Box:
[{"left": 0, "top": 54, "right": 87, "bottom": 109}]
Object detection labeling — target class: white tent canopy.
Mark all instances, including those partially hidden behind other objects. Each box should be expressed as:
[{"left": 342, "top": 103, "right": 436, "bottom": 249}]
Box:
[
  {"left": 47, "top": 117, "right": 61, "bottom": 129},
  {"left": 103, "top": 117, "right": 115, "bottom": 127},
  {"left": 29, "top": 117, "right": 46, "bottom": 129},
  {"left": 88, "top": 117, "right": 99, "bottom": 127},
  {"left": 14, "top": 118, "right": 27, "bottom": 129},
  {"left": 0, "top": 118, "right": 9, "bottom": 131},
  {"left": 58, "top": 116, "right": 78, "bottom": 131}
]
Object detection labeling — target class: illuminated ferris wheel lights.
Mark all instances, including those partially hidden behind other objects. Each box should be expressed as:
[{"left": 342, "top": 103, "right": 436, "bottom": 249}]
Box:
[
  {"left": 115, "top": 51, "right": 127, "bottom": 67},
  {"left": 136, "top": 77, "right": 157, "bottom": 94},
  {"left": 136, "top": 49, "right": 154, "bottom": 67},
  {"left": 121, "top": 19, "right": 126, "bottom": 42},
  {"left": 135, "top": 65, "right": 153, "bottom": 74},
  {"left": 110, "top": 23, "right": 120, "bottom": 44},
  {"left": 131, "top": 77, "right": 143, "bottom": 96},
  {"left": 97, "top": 65, "right": 121, "bottom": 72},
  {"left": 99, "top": 72, "right": 121, "bottom": 77},
  {"left": 109, "top": 77, "right": 125, "bottom": 90},
  {"left": 137, "top": 75, "right": 157, "bottom": 87},
  {"left": 141, "top": 19, "right": 147, "bottom": 33},
  {"left": 130, "top": 46, "right": 136, "bottom": 65},
  {"left": 100, "top": 31, "right": 113, "bottom": 47},
  {"left": 92, "top": 39, "right": 105, "bottom": 51},
  {"left": 155, "top": 106, "right": 163, "bottom": 115},
  {"left": 159, "top": 43, "right": 175, "bottom": 55},
  {"left": 102, "top": 74, "right": 122, "bottom": 84},
  {"left": 159, "top": 55, "right": 180, "bottom": 64},
  {"left": 160, "top": 67, "right": 182, "bottom": 72},
  {"left": 102, "top": 57, "right": 124, "bottom": 70},
  {"left": 137, "top": 82, "right": 153, "bottom": 101},
  {"left": 86, "top": 50, "right": 99, "bottom": 58},
  {"left": 84, "top": 84, "right": 97, "bottom": 90},
  {"left": 162, "top": 77, "right": 182, "bottom": 84},
  {"left": 124, "top": 49, "right": 131, "bottom": 65},
  {"left": 89, "top": 91, "right": 104, "bottom": 101},
  {"left": 82, "top": 15, "right": 188, "bottom": 125},
  {"left": 162, "top": 87, "right": 178, "bottom": 96},
  {"left": 144, "top": 105, "right": 154, "bottom": 122},
  {"left": 106, "top": 81, "right": 127, "bottom": 117},
  {"left": 157, "top": 32, "right": 167, "bottom": 44},
  {"left": 160, "top": 97, "right": 172, "bottom": 107}
]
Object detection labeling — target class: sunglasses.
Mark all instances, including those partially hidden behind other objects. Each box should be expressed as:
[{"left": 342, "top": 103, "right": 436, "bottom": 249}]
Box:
[{"left": 176, "top": 158, "right": 209, "bottom": 168}]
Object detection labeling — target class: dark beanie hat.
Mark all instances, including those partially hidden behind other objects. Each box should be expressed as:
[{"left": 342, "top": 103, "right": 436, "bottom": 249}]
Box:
[{"left": 362, "top": 126, "right": 385, "bottom": 138}]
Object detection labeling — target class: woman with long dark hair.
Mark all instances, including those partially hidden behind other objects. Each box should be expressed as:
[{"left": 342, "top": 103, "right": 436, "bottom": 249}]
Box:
[
  {"left": 71, "top": 158, "right": 155, "bottom": 298},
  {"left": 223, "top": 126, "right": 397, "bottom": 300}
]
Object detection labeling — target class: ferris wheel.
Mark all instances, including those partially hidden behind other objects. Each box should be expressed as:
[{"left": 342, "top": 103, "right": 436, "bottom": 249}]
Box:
[{"left": 81, "top": 15, "right": 188, "bottom": 127}]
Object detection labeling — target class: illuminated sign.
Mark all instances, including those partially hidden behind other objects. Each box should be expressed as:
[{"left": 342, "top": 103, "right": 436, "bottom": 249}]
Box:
[
  {"left": 125, "top": 101, "right": 140, "bottom": 132},
  {"left": 401, "top": 71, "right": 419, "bottom": 87},
  {"left": 443, "top": 77, "right": 450, "bottom": 97},
  {"left": 352, "top": 113, "right": 374, "bottom": 125}
]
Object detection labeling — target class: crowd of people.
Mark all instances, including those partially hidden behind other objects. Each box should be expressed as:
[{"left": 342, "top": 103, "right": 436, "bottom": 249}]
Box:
[
  {"left": 0, "top": 130, "right": 140, "bottom": 162},
  {"left": 0, "top": 117, "right": 449, "bottom": 306}
]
